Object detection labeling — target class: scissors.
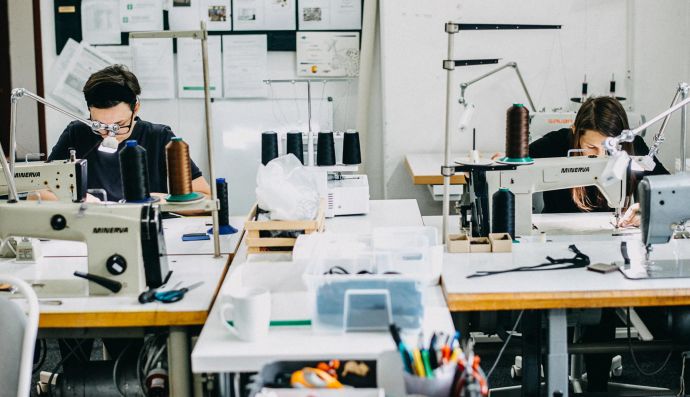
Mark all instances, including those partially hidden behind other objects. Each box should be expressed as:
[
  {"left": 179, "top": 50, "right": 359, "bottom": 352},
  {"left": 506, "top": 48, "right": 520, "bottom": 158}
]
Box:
[{"left": 153, "top": 281, "right": 204, "bottom": 304}]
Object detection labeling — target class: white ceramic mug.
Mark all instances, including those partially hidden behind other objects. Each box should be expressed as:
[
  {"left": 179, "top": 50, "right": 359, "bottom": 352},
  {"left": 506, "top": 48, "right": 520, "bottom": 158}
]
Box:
[{"left": 220, "top": 287, "right": 271, "bottom": 342}]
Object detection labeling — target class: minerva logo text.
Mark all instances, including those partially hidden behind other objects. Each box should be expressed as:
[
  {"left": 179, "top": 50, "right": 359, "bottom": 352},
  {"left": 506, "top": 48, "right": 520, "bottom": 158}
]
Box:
[
  {"left": 92, "top": 227, "right": 129, "bottom": 234},
  {"left": 561, "top": 167, "right": 590, "bottom": 173},
  {"left": 14, "top": 172, "right": 40, "bottom": 178}
]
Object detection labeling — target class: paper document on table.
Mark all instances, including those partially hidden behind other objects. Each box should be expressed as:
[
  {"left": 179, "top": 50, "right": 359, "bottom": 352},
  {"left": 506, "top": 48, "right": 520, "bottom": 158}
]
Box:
[
  {"left": 131, "top": 38, "right": 175, "bottom": 99},
  {"left": 296, "top": 32, "right": 360, "bottom": 77},
  {"left": 81, "top": 0, "right": 121, "bottom": 45},
  {"left": 298, "top": 0, "right": 361, "bottom": 30},
  {"left": 222, "top": 35, "right": 268, "bottom": 98},
  {"left": 50, "top": 41, "right": 117, "bottom": 116},
  {"left": 232, "top": 0, "right": 296, "bottom": 31},
  {"left": 177, "top": 36, "right": 223, "bottom": 98},
  {"left": 120, "top": 0, "right": 164, "bottom": 32}
]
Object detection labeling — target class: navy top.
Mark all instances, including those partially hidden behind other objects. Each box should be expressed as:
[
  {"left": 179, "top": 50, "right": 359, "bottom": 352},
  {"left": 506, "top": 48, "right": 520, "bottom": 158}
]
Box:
[
  {"left": 529, "top": 128, "right": 668, "bottom": 213},
  {"left": 48, "top": 118, "right": 202, "bottom": 202}
]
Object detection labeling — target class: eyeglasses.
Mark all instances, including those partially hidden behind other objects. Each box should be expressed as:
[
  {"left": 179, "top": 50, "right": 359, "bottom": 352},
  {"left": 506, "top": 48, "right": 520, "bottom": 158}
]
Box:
[{"left": 89, "top": 112, "right": 134, "bottom": 136}]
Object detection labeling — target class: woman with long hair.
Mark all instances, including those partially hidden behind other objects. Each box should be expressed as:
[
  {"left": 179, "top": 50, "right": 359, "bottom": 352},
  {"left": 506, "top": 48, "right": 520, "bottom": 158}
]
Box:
[{"left": 529, "top": 96, "right": 668, "bottom": 224}]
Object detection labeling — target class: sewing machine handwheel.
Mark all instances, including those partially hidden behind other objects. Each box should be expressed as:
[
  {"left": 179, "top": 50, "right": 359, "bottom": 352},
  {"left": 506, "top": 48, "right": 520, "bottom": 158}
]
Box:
[{"left": 106, "top": 254, "right": 127, "bottom": 275}]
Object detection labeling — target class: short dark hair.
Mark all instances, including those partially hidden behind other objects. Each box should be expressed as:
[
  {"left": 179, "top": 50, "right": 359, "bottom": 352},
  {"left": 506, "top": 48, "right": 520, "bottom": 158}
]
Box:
[{"left": 83, "top": 65, "right": 141, "bottom": 110}]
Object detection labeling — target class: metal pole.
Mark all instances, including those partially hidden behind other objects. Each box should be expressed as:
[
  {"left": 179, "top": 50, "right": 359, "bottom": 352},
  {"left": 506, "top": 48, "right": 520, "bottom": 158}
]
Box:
[
  {"left": 199, "top": 21, "right": 221, "bottom": 257},
  {"left": 9, "top": 96, "right": 17, "bottom": 175},
  {"left": 513, "top": 64, "right": 537, "bottom": 113},
  {"left": 681, "top": 85, "right": 688, "bottom": 172},
  {"left": 307, "top": 80, "right": 314, "bottom": 166},
  {"left": 442, "top": 22, "right": 458, "bottom": 244}
]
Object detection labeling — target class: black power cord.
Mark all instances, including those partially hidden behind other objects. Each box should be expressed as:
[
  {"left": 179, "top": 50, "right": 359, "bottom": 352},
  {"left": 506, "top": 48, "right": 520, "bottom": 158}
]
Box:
[{"left": 626, "top": 307, "right": 673, "bottom": 376}]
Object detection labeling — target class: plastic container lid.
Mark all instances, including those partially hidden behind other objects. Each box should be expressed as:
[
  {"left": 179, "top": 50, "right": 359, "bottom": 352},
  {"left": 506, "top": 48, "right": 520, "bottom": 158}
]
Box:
[
  {"left": 216, "top": 177, "right": 226, "bottom": 183},
  {"left": 171, "top": 137, "right": 184, "bottom": 142},
  {"left": 125, "top": 140, "right": 138, "bottom": 147}
]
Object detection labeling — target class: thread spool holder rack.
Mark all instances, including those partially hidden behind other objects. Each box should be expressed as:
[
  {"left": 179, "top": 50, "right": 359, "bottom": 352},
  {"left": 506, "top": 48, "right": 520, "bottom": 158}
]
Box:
[
  {"left": 440, "top": 21, "right": 561, "bottom": 245},
  {"left": 262, "top": 78, "right": 355, "bottom": 167}
]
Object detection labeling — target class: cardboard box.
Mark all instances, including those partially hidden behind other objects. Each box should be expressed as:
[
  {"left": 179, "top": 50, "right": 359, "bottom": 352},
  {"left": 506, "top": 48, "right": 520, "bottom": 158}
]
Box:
[
  {"left": 489, "top": 233, "right": 513, "bottom": 253},
  {"left": 469, "top": 237, "right": 491, "bottom": 253},
  {"left": 447, "top": 234, "right": 470, "bottom": 253}
]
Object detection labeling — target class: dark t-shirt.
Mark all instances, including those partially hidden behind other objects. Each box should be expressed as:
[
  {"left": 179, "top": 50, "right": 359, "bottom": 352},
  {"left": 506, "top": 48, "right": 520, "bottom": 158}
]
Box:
[
  {"left": 529, "top": 128, "right": 669, "bottom": 213},
  {"left": 48, "top": 118, "right": 202, "bottom": 202}
]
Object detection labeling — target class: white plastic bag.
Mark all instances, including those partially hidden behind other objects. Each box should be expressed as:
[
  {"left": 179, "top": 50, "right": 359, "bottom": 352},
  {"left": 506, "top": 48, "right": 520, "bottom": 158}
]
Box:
[{"left": 255, "top": 154, "right": 320, "bottom": 220}]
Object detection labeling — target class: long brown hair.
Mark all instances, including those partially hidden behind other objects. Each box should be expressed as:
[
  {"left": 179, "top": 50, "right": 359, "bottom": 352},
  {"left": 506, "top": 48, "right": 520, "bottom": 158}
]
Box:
[{"left": 570, "top": 97, "right": 634, "bottom": 211}]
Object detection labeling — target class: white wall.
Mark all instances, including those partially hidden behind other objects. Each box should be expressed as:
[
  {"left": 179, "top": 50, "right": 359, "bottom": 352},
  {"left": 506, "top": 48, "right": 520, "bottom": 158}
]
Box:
[
  {"left": 379, "top": 0, "right": 690, "bottom": 215},
  {"left": 38, "top": 0, "right": 359, "bottom": 214},
  {"left": 8, "top": 0, "right": 40, "bottom": 158}
]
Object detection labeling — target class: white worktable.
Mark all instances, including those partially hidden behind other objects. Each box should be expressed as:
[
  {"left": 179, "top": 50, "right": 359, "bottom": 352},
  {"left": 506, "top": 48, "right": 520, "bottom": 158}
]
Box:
[
  {"left": 191, "top": 200, "right": 455, "bottom": 373},
  {"left": 39, "top": 215, "right": 246, "bottom": 257},
  {"left": 434, "top": 213, "right": 690, "bottom": 397}
]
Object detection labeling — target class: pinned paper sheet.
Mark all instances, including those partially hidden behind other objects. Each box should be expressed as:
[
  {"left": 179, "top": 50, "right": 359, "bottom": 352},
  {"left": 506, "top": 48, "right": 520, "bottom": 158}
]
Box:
[
  {"left": 177, "top": 36, "right": 223, "bottom": 98},
  {"left": 298, "top": 0, "right": 362, "bottom": 30},
  {"left": 120, "top": 0, "right": 164, "bottom": 32},
  {"left": 222, "top": 35, "right": 268, "bottom": 98},
  {"left": 296, "top": 32, "right": 360, "bottom": 77},
  {"left": 50, "top": 40, "right": 117, "bottom": 116},
  {"left": 169, "top": 0, "right": 231, "bottom": 31},
  {"left": 81, "top": 0, "right": 121, "bottom": 45},
  {"left": 232, "top": 0, "right": 296, "bottom": 31},
  {"left": 94, "top": 45, "right": 133, "bottom": 69},
  {"left": 131, "top": 38, "right": 175, "bottom": 99}
]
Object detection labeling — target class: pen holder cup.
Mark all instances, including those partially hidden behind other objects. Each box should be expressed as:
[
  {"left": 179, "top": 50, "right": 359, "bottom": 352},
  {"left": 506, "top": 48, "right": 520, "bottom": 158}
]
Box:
[{"left": 403, "top": 364, "right": 457, "bottom": 397}]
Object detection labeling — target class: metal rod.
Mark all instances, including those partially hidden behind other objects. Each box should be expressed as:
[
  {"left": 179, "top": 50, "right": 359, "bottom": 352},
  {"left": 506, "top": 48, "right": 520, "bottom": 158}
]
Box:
[
  {"left": 9, "top": 96, "right": 17, "bottom": 175},
  {"left": 648, "top": 86, "right": 683, "bottom": 158},
  {"left": 459, "top": 62, "right": 536, "bottom": 112},
  {"left": 681, "top": 85, "right": 688, "bottom": 172},
  {"left": 199, "top": 21, "right": 221, "bottom": 257},
  {"left": 262, "top": 78, "right": 354, "bottom": 83},
  {"left": 129, "top": 30, "right": 202, "bottom": 39},
  {"left": 442, "top": 23, "right": 456, "bottom": 244},
  {"left": 514, "top": 63, "right": 536, "bottom": 112},
  {"left": 632, "top": 95, "right": 690, "bottom": 136}
]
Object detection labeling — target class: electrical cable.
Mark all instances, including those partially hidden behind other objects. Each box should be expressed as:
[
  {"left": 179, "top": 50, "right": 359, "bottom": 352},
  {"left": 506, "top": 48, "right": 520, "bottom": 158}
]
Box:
[
  {"left": 33, "top": 339, "right": 47, "bottom": 374},
  {"left": 626, "top": 307, "right": 673, "bottom": 376},
  {"left": 48, "top": 339, "right": 90, "bottom": 396},
  {"left": 486, "top": 310, "right": 524, "bottom": 380},
  {"left": 113, "top": 342, "right": 135, "bottom": 396}
]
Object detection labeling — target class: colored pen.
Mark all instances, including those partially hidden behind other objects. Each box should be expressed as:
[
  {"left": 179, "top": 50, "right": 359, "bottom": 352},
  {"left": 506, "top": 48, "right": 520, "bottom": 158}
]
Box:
[
  {"left": 421, "top": 349, "right": 434, "bottom": 379},
  {"left": 428, "top": 332, "right": 439, "bottom": 370},
  {"left": 412, "top": 348, "right": 425, "bottom": 377},
  {"left": 389, "top": 324, "right": 414, "bottom": 374}
]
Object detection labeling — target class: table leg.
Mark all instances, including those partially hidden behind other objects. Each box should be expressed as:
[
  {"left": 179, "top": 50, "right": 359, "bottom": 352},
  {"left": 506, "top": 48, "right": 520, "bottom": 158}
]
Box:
[
  {"left": 521, "top": 310, "right": 542, "bottom": 397},
  {"left": 168, "top": 326, "right": 192, "bottom": 396},
  {"left": 547, "top": 309, "right": 568, "bottom": 397}
]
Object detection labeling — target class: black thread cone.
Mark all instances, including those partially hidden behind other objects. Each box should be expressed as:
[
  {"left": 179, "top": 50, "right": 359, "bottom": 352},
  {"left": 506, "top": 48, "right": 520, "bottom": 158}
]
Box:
[
  {"left": 316, "top": 131, "right": 336, "bottom": 166},
  {"left": 342, "top": 130, "right": 361, "bottom": 165},
  {"left": 492, "top": 188, "right": 515, "bottom": 239},
  {"left": 286, "top": 131, "right": 304, "bottom": 164},
  {"left": 261, "top": 131, "right": 279, "bottom": 165},
  {"left": 208, "top": 177, "right": 238, "bottom": 235},
  {"left": 119, "top": 140, "right": 151, "bottom": 202}
]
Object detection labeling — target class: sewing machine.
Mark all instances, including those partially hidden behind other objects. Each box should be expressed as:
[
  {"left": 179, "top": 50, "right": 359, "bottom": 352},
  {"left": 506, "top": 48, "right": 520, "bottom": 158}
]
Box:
[
  {"left": 309, "top": 168, "right": 370, "bottom": 218},
  {"left": 639, "top": 174, "right": 690, "bottom": 248},
  {"left": 0, "top": 201, "right": 168, "bottom": 296},
  {"left": 483, "top": 156, "right": 629, "bottom": 236},
  {"left": 0, "top": 159, "right": 87, "bottom": 202}
]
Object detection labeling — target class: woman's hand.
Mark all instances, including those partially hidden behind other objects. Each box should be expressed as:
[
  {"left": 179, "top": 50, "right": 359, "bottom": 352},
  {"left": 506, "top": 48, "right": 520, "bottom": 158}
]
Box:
[{"left": 618, "top": 203, "right": 641, "bottom": 228}]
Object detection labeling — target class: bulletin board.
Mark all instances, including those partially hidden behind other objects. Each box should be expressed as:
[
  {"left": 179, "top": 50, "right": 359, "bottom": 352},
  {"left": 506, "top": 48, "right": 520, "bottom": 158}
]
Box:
[{"left": 53, "top": 0, "right": 364, "bottom": 53}]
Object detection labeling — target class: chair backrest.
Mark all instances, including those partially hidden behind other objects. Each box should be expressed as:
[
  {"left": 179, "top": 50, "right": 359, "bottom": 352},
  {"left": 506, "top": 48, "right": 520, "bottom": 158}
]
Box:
[{"left": 0, "top": 276, "right": 39, "bottom": 397}]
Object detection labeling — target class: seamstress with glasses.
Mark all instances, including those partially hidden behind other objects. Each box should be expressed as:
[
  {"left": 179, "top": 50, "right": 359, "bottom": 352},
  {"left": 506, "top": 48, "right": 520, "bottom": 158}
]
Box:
[{"left": 44, "top": 64, "right": 211, "bottom": 202}]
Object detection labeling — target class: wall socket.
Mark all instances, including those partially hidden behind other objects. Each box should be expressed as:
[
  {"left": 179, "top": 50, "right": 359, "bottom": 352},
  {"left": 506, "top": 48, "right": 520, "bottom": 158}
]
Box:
[{"left": 675, "top": 158, "right": 690, "bottom": 172}]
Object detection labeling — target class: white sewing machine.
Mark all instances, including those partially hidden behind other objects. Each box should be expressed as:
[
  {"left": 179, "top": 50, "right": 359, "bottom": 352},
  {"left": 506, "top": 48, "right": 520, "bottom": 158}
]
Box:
[
  {"left": 485, "top": 156, "right": 629, "bottom": 236},
  {"left": 0, "top": 201, "right": 168, "bottom": 296},
  {"left": 309, "top": 167, "right": 370, "bottom": 218},
  {"left": 0, "top": 159, "right": 87, "bottom": 202}
]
